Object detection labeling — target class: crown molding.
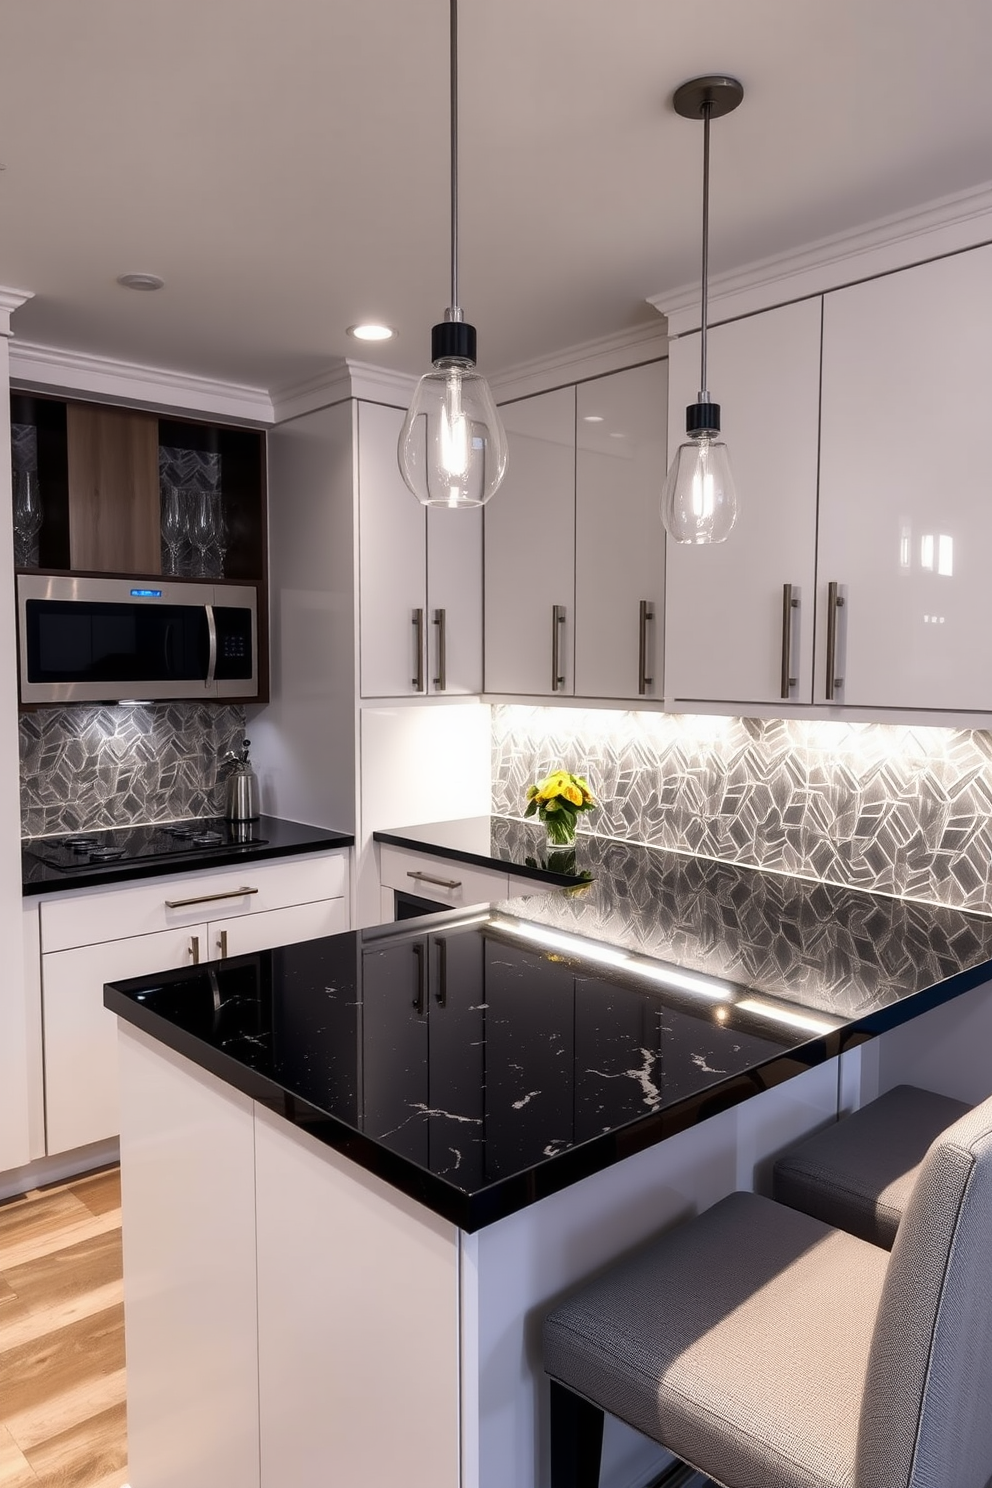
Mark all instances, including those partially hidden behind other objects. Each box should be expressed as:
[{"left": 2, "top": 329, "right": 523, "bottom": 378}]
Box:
[
  {"left": 8, "top": 340, "right": 273, "bottom": 423},
  {"left": 0, "top": 287, "right": 34, "bottom": 338},
  {"left": 652, "top": 179, "right": 992, "bottom": 337},
  {"left": 270, "top": 359, "right": 418, "bottom": 423},
  {"left": 490, "top": 320, "right": 668, "bottom": 404}
]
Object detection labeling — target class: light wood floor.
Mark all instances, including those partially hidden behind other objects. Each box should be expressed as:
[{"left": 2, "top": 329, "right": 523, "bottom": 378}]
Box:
[{"left": 0, "top": 1166, "right": 127, "bottom": 1488}]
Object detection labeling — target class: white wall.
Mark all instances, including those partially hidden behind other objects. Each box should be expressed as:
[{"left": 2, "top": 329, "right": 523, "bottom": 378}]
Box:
[
  {"left": 0, "top": 327, "right": 30, "bottom": 1171},
  {"left": 358, "top": 701, "right": 492, "bottom": 926}
]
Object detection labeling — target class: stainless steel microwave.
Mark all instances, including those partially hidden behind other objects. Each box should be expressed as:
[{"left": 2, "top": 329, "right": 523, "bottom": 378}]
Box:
[{"left": 16, "top": 574, "right": 259, "bottom": 704}]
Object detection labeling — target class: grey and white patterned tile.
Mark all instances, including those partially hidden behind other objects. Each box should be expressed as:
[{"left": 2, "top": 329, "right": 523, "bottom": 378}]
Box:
[
  {"left": 492, "top": 705, "right": 992, "bottom": 914},
  {"left": 20, "top": 702, "right": 246, "bottom": 836}
]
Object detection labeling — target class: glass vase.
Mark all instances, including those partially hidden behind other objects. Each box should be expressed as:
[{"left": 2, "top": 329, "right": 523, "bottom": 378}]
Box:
[{"left": 544, "top": 814, "right": 576, "bottom": 848}]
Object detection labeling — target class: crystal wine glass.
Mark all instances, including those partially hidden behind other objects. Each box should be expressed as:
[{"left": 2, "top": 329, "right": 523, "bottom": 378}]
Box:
[
  {"left": 13, "top": 469, "right": 43, "bottom": 568},
  {"left": 161, "top": 485, "right": 186, "bottom": 576},
  {"left": 189, "top": 488, "right": 215, "bottom": 578}
]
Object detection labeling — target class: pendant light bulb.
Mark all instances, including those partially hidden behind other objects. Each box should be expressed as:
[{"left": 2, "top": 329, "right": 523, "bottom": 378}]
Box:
[
  {"left": 661, "top": 75, "right": 744, "bottom": 545},
  {"left": 398, "top": 0, "right": 508, "bottom": 510},
  {"left": 399, "top": 338, "right": 508, "bottom": 509},
  {"left": 662, "top": 428, "right": 737, "bottom": 544}
]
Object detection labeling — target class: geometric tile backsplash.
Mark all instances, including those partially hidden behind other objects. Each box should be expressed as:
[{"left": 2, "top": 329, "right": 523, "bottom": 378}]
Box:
[
  {"left": 492, "top": 705, "right": 992, "bottom": 915},
  {"left": 20, "top": 702, "right": 247, "bottom": 837}
]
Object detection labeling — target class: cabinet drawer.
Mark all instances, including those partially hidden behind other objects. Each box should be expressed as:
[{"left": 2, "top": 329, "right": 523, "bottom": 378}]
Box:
[
  {"left": 40, "top": 852, "right": 348, "bottom": 954},
  {"left": 378, "top": 845, "right": 510, "bottom": 910}
]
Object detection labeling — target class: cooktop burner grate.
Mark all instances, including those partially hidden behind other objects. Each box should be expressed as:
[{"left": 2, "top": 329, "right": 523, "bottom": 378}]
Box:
[{"left": 25, "top": 818, "right": 269, "bottom": 873}]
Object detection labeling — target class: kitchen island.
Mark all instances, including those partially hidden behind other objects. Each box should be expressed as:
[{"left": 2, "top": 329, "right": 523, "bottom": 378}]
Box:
[{"left": 106, "top": 840, "right": 992, "bottom": 1488}]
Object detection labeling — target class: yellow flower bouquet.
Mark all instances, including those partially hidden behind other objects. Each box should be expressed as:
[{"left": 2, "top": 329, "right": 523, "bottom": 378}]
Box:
[{"left": 524, "top": 768, "right": 597, "bottom": 846}]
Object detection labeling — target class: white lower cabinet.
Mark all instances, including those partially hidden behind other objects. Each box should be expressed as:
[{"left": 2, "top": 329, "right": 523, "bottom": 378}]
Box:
[
  {"left": 378, "top": 842, "right": 512, "bottom": 921},
  {"left": 38, "top": 852, "right": 349, "bottom": 1156}
]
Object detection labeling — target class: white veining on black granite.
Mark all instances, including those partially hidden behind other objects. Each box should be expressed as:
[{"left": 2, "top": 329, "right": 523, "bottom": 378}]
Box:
[{"left": 106, "top": 847, "right": 992, "bottom": 1228}]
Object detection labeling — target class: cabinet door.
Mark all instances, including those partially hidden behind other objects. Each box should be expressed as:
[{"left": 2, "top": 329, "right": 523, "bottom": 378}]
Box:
[
  {"left": 207, "top": 899, "right": 348, "bottom": 960},
  {"left": 664, "top": 298, "right": 822, "bottom": 704},
  {"left": 67, "top": 403, "right": 160, "bottom": 573},
  {"left": 426, "top": 505, "right": 483, "bottom": 694},
  {"left": 43, "top": 924, "right": 200, "bottom": 1155},
  {"left": 484, "top": 387, "right": 576, "bottom": 695},
  {"left": 361, "top": 939, "right": 430, "bottom": 1165},
  {"left": 817, "top": 246, "right": 992, "bottom": 710},
  {"left": 358, "top": 400, "right": 428, "bottom": 697},
  {"left": 574, "top": 361, "right": 667, "bottom": 699}
]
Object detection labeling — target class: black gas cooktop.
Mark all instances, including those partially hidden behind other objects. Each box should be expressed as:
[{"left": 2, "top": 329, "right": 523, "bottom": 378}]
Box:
[{"left": 25, "top": 817, "right": 269, "bottom": 873}]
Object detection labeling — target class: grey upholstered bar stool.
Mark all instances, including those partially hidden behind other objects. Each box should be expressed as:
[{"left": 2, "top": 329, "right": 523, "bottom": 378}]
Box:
[
  {"left": 544, "top": 1095, "right": 992, "bottom": 1488},
  {"left": 773, "top": 1083, "right": 972, "bottom": 1248}
]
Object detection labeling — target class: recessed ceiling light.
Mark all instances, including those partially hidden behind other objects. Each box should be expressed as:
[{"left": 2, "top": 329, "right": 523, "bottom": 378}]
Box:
[
  {"left": 117, "top": 273, "right": 164, "bottom": 291},
  {"left": 347, "top": 323, "right": 395, "bottom": 342},
  {"left": 582, "top": 414, "right": 604, "bottom": 423}
]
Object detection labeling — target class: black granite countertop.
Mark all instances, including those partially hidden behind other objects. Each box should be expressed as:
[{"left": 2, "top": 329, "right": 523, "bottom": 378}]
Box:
[
  {"left": 375, "top": 814, "right": 596, "bottom": 886},
  {"left": 106, "top": 837, "right": 992, "bottom": 1232},
  {"left": 23, "top": 815, "right": 354, "bottom": 895}
]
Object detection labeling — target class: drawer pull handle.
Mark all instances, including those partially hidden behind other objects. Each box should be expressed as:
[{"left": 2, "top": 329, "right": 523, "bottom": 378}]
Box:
[
  {"left": 190, "top": 934, "right": 201, "bottom": 965},
  {"left": 218, "top": 929, "right": 229, "bottom": 959},
  {"left": 406, "top": 870, "right": 462, "bottom": 890},
  {"left": 166, "top": 886, "right": 260, "bottom": 909}
]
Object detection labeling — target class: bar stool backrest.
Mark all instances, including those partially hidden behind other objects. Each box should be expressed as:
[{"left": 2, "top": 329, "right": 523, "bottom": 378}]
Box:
[{"left": 856, "top": 1096, "right": 992, "bottom": 1488}]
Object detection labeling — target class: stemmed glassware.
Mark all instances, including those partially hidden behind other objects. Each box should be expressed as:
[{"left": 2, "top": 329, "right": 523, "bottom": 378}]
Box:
[
  {"left": 161, "top": 485, "right": 185, "bottom": 576},
  {"left": 189, "top": 489, "right": 215, "bottom": 578},
  {"left": 160, "top": 486, "right": 226, "bottom": 578},
  {"left": 13, "top": 469, "right": 43, "bottom": 568}
]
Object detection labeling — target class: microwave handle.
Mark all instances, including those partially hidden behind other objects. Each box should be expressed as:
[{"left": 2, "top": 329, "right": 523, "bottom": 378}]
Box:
[{"left": 205, "top": 604, "right": 217, "bottom": 687}]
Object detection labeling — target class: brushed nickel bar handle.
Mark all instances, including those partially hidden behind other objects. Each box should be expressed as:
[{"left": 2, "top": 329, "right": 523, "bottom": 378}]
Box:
[
  {"left": 638, "top": 600, "right": 654, "bottom": 696},
  {"left": 205, "top": 604, "right": 218, "bottom": 689},
  {"left": 407, "top": 870, "right": 462, "bottom": 890},
  {"left": 433, "top": 608, "right": 447, "bottom": 691},
  {"left": 412, "top": 607, "right": 425, "bottom": 691},
  {"left": 551, "top": 604, "right": 566, "bottom": 692},
  {"left": 435, "top": 937, "right": 448, "bottom": 1008},
  {"left": 825, "top": 581, "right": 845, "bottom": 701},
  {"left": 412, "top": 942, "right": 426, "bottom": 1015},
  {"left": 780, "top": 583, "right": 799, "bottom": 699},
  {"left": 218, "top": 928, "right": 229, "bottom": 959},
  {"left": 190, "top": 934, "right": 201, "bottom": 965},
  {"left": 166, "top": 886, "right": 260, "bottom": 909}
]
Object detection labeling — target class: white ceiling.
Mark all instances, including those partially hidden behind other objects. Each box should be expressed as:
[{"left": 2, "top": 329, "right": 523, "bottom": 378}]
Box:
[{"left": 2, "top": 0, "right": 992, "bottom": 393}]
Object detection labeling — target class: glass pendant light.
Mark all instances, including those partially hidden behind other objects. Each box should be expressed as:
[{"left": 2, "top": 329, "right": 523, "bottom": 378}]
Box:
[
  {"left": 398, "top": 0, "right": 508, "bottom": 509},
  {"left": 662, "top": 75, "right": 744, "bottom": 545}
]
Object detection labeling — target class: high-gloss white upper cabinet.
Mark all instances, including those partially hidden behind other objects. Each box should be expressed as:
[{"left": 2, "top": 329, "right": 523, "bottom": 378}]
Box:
[
  {"left": 816, "top": 245, "right": 992, "bottom": 711},
  {"left": 358, "top": 401, "right": 482, "bottom": 698},
  {"left": 664, "top": 298, "right": 822, "bottom": 705},
  {"left": 574, "top": 361, "right": 667, "bottom": 699},
  {"left": 484, "top": 386, "right": 576, "bottom": 696}
]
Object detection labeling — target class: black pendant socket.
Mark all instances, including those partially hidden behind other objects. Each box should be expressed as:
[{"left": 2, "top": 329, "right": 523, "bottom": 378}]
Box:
[
  {"left": 432, "top": 320, "right": 477, "bottom": 366},
  {"left": 685, "top": 400, "right": 720, "bottom": 437}
]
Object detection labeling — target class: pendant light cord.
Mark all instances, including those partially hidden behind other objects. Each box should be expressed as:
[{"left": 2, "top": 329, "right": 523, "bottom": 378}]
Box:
[
  {"left": 699, "top": 99, "right": 711, "bottom": 397},
  {"left": 448, "top": 0, "right": 462, "bottom": 322}
]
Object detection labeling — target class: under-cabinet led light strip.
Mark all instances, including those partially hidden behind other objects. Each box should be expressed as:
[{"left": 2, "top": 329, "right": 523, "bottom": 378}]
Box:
[{"left": 489, "top": 917, "right": 734, "bottom": 1000}]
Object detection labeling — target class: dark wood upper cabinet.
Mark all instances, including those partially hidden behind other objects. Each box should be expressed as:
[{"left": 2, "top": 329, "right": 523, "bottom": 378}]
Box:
[
  {"left": 10, "top": 392, "right": 267, "bottom": 583},
  {"left": 67, "top": 403, "right": 161, "bottom": 573}
]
